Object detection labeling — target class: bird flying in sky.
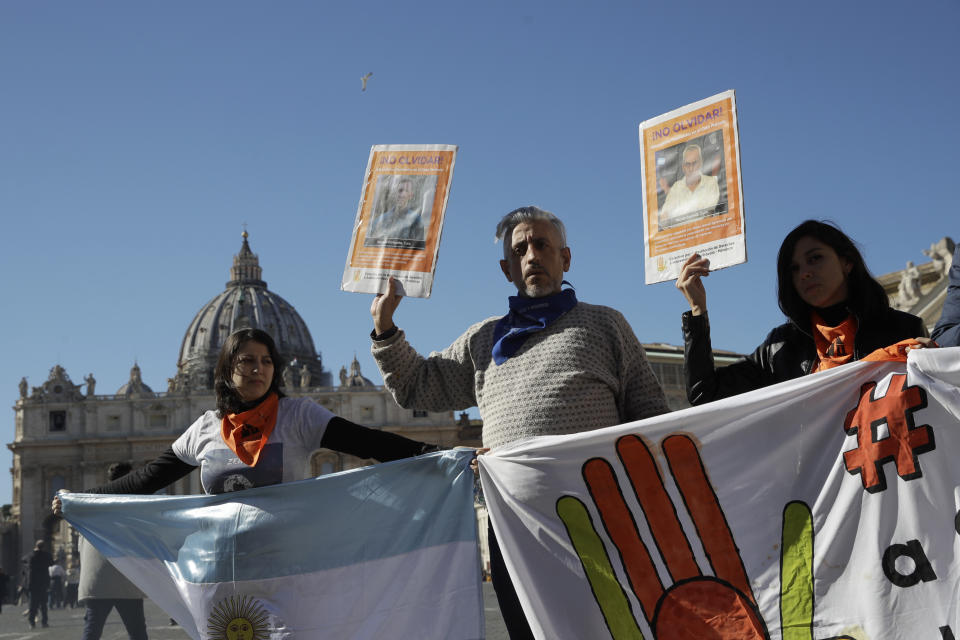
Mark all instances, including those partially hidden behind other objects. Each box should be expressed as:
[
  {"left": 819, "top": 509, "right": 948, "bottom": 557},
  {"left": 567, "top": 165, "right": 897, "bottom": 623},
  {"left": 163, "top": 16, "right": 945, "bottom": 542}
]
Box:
[{"left": 361, "top": 72, "right": 373, "bottom": 91}]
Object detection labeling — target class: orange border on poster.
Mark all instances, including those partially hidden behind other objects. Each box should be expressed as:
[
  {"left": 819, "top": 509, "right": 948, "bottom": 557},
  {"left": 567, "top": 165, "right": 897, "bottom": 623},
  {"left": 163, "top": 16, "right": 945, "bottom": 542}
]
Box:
[
  {"left": 642, "top": 96, "right": 742, "bottom": 258},
  {"left": 347, "top": 149, "right": 455, "bottom": 274}
]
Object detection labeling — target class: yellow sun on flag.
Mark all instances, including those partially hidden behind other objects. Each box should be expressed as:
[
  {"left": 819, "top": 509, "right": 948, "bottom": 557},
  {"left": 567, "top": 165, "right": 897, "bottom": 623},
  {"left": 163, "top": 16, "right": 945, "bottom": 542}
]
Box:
[{"left": 207, "top": 595, "right": 271, "bottom": 640}]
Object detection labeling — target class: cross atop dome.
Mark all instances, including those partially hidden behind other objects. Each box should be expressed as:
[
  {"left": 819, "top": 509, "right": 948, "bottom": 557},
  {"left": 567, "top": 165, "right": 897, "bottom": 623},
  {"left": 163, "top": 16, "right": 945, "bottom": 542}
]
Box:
[{"left": 227, "top": 229, "right": 266, "bottom": 288}]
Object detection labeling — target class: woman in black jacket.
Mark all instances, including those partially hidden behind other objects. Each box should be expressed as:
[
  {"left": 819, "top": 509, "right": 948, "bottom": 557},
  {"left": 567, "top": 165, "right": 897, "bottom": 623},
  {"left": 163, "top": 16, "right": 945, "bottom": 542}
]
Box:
[{"left": 677, "top": 220, "right": 930, "bottom": 405}]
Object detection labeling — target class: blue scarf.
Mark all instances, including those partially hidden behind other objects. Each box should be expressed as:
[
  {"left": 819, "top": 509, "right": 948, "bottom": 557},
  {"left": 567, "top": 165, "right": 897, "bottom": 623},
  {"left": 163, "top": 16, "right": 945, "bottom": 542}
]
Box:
[{"left": 491, "top": 286, "right": 578, "bottom": 365}]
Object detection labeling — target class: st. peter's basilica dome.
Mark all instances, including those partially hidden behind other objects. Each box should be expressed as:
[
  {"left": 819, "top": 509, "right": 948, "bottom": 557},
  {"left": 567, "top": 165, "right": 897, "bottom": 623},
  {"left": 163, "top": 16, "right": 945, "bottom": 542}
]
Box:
[{"left": 172, "top": 232, "right": 331, "bottom": 391}]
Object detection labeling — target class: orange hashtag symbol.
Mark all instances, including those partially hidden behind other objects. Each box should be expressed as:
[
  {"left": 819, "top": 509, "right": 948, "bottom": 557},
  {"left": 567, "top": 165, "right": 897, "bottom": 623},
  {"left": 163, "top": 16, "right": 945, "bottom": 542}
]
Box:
[{"left": 842, "top": 373, "right": 934, "bottom": 493}]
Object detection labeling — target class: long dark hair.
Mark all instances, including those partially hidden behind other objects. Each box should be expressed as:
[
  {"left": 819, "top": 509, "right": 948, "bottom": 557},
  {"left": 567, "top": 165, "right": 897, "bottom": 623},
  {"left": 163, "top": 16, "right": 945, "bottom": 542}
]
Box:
[
  {"left": 776, "top": 220, "right": 889, "bottom": 326},
  {"left": 214, "top": 328, "right": 285, "bottom": 416}
]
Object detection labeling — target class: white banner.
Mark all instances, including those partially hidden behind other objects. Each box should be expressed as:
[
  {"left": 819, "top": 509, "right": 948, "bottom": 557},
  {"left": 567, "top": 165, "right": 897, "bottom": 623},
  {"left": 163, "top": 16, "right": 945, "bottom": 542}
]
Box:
[{"left": 479, "top": 348, "right": 960, "bottom": 639}]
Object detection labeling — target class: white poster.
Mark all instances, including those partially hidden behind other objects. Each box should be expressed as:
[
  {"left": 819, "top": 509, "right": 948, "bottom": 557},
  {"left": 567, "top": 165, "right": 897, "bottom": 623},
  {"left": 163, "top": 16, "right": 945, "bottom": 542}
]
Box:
[
  {"left": 341, "top": 144, "right": 457, "bottom": 298},
  {"left": 639, "top": 91, "right": 746, "bottom": 284}
]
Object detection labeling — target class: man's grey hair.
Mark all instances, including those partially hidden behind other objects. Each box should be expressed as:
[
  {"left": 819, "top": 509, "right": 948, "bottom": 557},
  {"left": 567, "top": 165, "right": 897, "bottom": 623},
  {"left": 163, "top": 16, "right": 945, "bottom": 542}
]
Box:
[
  {"left": 682, "top": 144, "right": 703, "bottom": 163},
  {"left": 495, "top": 206, "right": 567, "bottom": 259}
]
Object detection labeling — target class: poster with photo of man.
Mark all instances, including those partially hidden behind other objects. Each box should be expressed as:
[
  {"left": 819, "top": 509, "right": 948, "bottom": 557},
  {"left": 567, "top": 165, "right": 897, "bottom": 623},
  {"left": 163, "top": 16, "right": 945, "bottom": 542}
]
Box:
[
  {"left": 639, "top": 91, "right": 745, "bottom": 284},
  {"left": 342, "top": 144, "right": 457, "bottom": 298},
  {"left": 655, "top": 131, "right": 727, "bottom": 229}
]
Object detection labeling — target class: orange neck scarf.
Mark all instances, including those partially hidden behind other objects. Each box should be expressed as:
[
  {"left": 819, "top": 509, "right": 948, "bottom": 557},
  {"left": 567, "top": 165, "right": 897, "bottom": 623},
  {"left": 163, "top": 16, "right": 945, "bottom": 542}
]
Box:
[
  {"left": 862, "top": 338, "right": 932, "bottom": 362},
  {"left": 221, "top": 392, "right": 279, "bottom": 466},
  {"left": 811, "top": 312, "right": 858, "bottom": 373}
]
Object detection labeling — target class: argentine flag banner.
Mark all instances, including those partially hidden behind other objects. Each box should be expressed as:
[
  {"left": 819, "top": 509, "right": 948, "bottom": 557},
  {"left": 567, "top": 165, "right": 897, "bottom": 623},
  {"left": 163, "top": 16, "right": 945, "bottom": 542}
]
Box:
[
  {"left": 479, "top": 348, "right": 960, "bottom": 639},
  {"left": 62, "top": 449, "right": 482, "bottom": 640}
]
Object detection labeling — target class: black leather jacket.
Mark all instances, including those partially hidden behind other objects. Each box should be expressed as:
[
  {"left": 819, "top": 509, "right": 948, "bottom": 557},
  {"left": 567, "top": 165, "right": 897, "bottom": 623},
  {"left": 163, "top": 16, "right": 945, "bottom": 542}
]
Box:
[{"left": 683, "top": 308, "right": 927, "bottom": 406}]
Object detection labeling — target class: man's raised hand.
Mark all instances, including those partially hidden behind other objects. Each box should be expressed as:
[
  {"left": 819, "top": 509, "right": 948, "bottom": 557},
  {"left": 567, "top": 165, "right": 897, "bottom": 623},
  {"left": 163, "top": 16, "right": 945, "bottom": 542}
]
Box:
[{"left": 371, "top": 276, "right": 404, "bottom": 336}]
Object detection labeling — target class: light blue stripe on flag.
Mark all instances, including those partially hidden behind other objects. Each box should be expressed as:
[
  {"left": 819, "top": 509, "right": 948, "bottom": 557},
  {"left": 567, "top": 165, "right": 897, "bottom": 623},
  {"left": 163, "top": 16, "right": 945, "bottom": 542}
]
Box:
[{"left": 62, "top": 449, "right": 477, "bottom": 583}]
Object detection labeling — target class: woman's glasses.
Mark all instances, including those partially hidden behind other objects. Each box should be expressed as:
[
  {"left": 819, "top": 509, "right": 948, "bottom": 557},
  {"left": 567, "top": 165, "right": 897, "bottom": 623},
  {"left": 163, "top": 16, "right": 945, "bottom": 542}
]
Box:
[{"left": 234, "top": 356, "right": 272, "bottom": 374}]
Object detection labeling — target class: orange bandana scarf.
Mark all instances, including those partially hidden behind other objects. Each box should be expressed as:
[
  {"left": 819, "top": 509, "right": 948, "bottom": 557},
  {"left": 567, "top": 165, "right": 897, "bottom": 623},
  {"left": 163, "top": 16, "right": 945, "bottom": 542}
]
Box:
[
  {"left": 862, "top": 338, "right": 933, "bottom": 362},
  {"left": 220, "top": 392, "right": 279, "bottom": 466},
  {"left": 811, "top": 312, "right": 858, "bottom": 373}
]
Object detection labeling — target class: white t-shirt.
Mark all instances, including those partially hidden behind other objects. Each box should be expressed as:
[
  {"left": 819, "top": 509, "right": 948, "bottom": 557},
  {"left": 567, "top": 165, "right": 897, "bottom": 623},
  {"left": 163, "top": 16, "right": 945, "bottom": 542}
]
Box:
[{"left": 172, "top": 397, "right": 335, "bottom": 494}]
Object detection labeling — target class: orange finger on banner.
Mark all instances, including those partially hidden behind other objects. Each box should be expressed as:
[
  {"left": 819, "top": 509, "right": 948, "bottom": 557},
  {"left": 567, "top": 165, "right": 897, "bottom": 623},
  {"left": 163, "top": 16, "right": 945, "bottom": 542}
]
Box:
[
  {"left": 583, "top": 457, "right": 663, "bottom": 621},
  {"left": 662, "top": 434, "right": 756, "bottom": 607},
  {"left": 616, "top": 435, "right": 700, "bottom": 582}
]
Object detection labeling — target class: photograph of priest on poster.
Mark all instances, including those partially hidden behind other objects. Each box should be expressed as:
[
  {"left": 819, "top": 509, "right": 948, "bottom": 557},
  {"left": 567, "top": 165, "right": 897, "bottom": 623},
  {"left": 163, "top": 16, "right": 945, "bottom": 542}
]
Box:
[
  {"left": 364, "top": 174, "right": 436, "bottom": 250},
  {"left": 656, "top": 130, "right": 728, "bottom": 230}
]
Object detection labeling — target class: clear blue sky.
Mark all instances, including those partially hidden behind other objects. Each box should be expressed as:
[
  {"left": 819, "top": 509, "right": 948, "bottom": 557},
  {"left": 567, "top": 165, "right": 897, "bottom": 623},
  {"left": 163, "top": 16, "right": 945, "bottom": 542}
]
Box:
[{"left": 2, "top": 1, "right": 957, "bottom": 505}]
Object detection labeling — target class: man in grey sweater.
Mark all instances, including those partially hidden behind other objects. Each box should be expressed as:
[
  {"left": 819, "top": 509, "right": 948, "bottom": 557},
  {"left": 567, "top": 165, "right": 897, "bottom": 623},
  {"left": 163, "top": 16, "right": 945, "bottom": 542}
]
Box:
[{"left": 370, "top": 205, "right": 668, "bottom": 639}]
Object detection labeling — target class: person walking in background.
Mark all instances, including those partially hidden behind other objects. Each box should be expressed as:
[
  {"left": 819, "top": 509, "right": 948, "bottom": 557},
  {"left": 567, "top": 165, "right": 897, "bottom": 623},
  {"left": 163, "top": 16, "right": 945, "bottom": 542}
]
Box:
[
  {"left": 15, "top": 556, "right": 28, "bottom": 606},
  {"left": 78, "top": 462, "right": 149, "bottom": 640},
  {"left": 48, "top": 561, "right": 65, "bottom": 608},
  {"left": 27, "top": 539, "right": 52, "bottom": 628},
  {"left": 65, "top": 564, "right": 79, "bottom": 608},
  {"left": 0, "top": 566, "right": 9, "bottom": 614}
]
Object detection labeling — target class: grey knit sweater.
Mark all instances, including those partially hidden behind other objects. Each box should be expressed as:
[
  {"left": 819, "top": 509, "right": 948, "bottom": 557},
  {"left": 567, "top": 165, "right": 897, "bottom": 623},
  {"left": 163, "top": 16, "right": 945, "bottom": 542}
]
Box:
[{"left": 372, "top": 302, "right": 669, "bottom": 448}]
